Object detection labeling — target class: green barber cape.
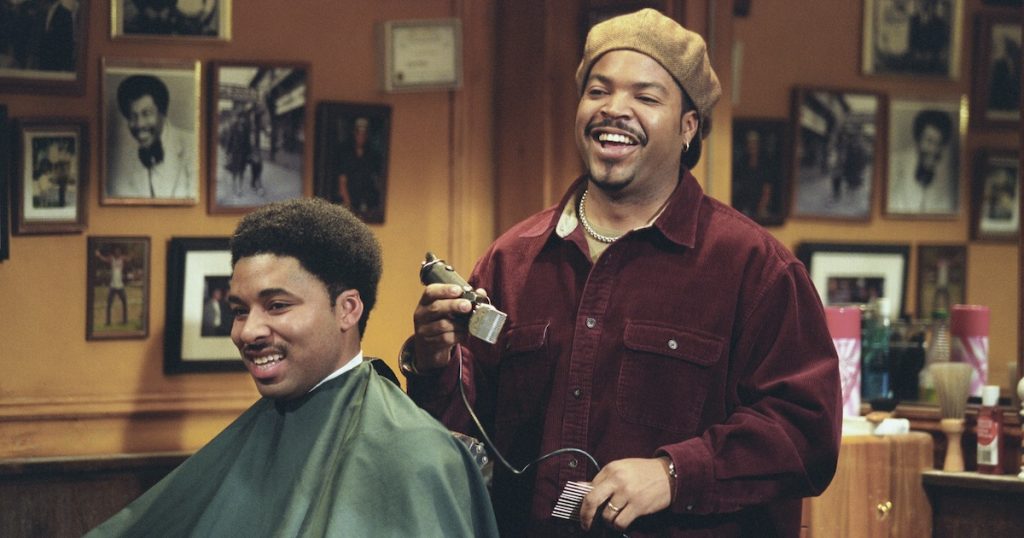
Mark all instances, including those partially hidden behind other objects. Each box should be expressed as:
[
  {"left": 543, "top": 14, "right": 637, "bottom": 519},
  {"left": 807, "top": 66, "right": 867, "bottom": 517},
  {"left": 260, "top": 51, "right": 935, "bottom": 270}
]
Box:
[{"left": 87, "top": 363, "right": 499, "bottom": 537}]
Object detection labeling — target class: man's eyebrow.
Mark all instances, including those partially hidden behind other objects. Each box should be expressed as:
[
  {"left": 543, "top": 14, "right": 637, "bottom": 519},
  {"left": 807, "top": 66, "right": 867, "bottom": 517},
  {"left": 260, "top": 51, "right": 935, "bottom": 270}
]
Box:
[
  {"left": 589, "top": 73, "right": 669, "bottom": 94},
  {"left": 227, "top": 288, "right": 293, "bottom": 305}
]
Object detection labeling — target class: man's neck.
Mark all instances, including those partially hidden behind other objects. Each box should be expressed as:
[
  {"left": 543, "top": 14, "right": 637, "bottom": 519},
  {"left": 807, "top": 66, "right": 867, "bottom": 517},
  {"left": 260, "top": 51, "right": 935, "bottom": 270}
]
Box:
[{"left": 584, "top": 176, "right": 678, "bottom": 232}]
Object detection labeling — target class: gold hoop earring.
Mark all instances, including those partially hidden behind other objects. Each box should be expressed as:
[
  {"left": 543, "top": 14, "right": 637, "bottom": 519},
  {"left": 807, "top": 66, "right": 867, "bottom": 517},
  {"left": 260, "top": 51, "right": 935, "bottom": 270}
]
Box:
[{"left": 683, "top": 141, "right": 690, "bottom": 153}]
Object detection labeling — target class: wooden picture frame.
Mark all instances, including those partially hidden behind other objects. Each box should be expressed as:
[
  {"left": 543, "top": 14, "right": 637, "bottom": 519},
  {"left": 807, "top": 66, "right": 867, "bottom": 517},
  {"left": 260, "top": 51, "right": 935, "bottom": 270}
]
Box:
[
  {"left": 12, "top": 118, "right": 89, "bottom": 234},
  {"left": 731, "top": 118, "right": 790, "bottom": 226},
  {"left": 313, "top": 102, "right": 391, "bottom": 224},
  {"left": 884, "top": 98, "right": 964, "bottom": 218},
  {"left": 111, "top": 0, "right": 231, "bottom": 41},
  {"left": 87, "top": 235, "right": 150, "bottom": 340},
  {"left": 916, "top": 244, "right": 967, "bottom": 319},
  {"left": 796, "top": 242, "right": 911, "bottom": 318},
  {"left": 969, "top": 11, "right": 1021, "bottom": 129},
  {"left": 208, "top": 61, "right": 309, "bottom": 213},
  {"left": 101, "top": 57, "right": 201, "bottom": 206},
  {"left": 862, "top": 0, "right": 964, "bottom": 79},
  {"left": 971, "top": 149, "right": 1020, "bottom": 242},
  {"left": 790, "top": 88, "right": 884, "bottom": 221},
  {"left": 164, "top": 237, "right": 243, "bottom": 373},
  {"left": 0, "top": 105, "right": 9, "bottom": 261},
  {"left": 0, "top": 0, "right": 89, "bottom": 95}
]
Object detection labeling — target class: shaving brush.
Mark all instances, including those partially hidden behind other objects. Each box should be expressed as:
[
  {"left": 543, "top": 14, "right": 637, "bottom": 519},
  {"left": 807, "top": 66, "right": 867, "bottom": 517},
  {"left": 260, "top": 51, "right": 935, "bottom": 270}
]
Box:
[{"left": 931, "top": 362, "right": 973, "bottom": 472}]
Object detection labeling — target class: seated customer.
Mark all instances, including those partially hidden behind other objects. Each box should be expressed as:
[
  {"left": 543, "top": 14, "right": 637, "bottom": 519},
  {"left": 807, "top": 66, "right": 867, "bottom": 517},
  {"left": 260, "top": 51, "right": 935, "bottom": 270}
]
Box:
[{"left": 87, "top": 198, "right": 498, "bottom": 537}]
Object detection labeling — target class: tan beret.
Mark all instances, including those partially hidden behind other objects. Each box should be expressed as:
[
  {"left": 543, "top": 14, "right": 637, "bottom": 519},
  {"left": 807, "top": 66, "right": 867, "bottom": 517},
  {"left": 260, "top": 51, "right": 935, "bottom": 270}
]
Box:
[{"left": 576, "top": 8, "right": 722, "bottom": 127}]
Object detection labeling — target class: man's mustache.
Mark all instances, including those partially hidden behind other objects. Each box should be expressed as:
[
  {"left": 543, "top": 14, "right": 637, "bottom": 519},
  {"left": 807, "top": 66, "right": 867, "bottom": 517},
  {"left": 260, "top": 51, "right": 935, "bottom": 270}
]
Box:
[{"left": 585, "top": 118, "right": 648, "bottom": 146}]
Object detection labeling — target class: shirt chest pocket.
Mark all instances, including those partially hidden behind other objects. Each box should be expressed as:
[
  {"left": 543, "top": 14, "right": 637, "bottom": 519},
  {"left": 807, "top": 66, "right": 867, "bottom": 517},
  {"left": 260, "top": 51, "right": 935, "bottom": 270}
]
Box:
[
  {"left": 617, "top": 321, "right": 724, "bottom": 434},
  {"left": 495, "top": 322, "right": 552, "bottom": 428}
]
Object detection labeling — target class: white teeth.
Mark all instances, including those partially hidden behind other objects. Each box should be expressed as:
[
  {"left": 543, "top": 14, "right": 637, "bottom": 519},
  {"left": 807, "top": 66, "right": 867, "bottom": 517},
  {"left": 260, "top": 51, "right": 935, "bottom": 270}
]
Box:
[
  {"left": 597, "top": 133, "right": 637, "bottom": 145},
  {"left": 252, "top": 354, "right": 283, "bottom": 366}
]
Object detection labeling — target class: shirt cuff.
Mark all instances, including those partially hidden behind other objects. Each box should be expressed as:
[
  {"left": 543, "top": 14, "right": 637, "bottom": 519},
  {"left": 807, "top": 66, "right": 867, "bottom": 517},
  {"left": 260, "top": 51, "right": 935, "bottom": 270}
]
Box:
[{"left": 657, "top": 437, "right": 714, "bottom": 515}]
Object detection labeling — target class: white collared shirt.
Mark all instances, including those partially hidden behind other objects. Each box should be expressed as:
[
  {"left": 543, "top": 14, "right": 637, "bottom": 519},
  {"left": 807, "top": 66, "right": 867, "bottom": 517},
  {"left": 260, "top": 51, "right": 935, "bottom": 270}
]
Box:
[{"left": 309, "top": 351, "right": 364, "bottom": 393}]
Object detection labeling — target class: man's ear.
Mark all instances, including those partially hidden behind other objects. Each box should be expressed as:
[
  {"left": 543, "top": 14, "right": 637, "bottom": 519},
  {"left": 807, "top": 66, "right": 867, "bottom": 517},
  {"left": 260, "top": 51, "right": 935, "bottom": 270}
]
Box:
[
  {"left": 679, "top": 110, "right": 699, "bottom": 142},
  {"left": 333, "top": 289, "right": 364, "bottom": 332}
]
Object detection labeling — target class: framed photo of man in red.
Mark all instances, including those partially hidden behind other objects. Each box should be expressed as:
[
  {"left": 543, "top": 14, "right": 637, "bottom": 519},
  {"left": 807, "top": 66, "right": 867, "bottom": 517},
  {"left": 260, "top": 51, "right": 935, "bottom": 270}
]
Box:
[{"left": 313, "top": 102, "right": 391, "bottom": 224}]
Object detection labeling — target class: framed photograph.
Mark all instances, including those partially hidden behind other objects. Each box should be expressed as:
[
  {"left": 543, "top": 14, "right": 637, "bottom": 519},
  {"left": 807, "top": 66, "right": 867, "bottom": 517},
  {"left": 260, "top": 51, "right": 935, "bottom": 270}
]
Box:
[
  {"left": 0, "top": 0, "right": 89, "bottom": 95},
  {"left": 862, "top": 0, "right": 964, "bottom": 79},
  {"left": 731, "top": 118, "right": 790, "bottom": 226},
  {"left": 209, "top": 62, "right": 308, "bottom": 213},
  {"left": 313, "top": 102, "right": 391, "bottom": 224},
  {"left": 885, "top": 98, "right": 963, "bottom": 218},
  {"left": 916, "top": 244, "right": 966, "bottom": 318},
  {"left": 791, "top": 88, "right": 883, "bottom": 221},
  {"left": 111, "top": 0, "right": 230, "bottom": 41},
  {"left": 378, "top": 18, "right": 462, "bottom": 92},
  {"left": 87, "top": 236, "right": 150, "bottom": 339},
  {"left": 12, "top": 118, "right": 88, "bottom": 234},
  {"left": 969, "top": 12, "right": 1021, "bottom": 129},
  {"left": 101, "top": 57, "right": 200, "bottom": 206},
  {"left": 971, "top": 149, "right": 1020, "bottom": 241},
  {"left": 796, "top": 242, "right": 911, "bottom": 318},
  {"left": 0, "top": 105, "right": 9, "bottom": 261},
  {"left": 165, "top": 237, "right": 243, "bottom": 373}
]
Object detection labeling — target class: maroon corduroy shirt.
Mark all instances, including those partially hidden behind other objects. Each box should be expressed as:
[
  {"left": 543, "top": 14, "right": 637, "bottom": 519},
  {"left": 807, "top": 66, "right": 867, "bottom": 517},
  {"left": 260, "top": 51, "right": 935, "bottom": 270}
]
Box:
[{"left": 408, "top": 171, "right": 841, "bottom": 537}]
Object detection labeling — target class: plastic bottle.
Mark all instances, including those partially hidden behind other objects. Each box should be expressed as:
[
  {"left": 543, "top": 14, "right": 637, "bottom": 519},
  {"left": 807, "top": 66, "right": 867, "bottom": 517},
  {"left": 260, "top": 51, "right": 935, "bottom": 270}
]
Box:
[
  {"left": 919, "top": 282, "right": 952, "bottom": 404},
  {"left": 862, "top": 298, "right": 892, "bottom": 404},
  {"left": 976, "top": 385, "right": 1003, "bottom": 474}
]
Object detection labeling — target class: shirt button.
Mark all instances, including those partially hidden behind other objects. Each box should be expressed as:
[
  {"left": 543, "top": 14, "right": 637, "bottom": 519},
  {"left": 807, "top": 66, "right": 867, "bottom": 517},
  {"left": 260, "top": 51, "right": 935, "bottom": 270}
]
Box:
[
  {"left": 568, "top": 458, "right": 578, "bottom": 469},
  {"left": 572, "top": 388, "right": 582, "bottom": 399},
  {"left": 686, "top": 504, "right": 694, "bottom": 511},
  {"left": 585, "top": 317, "right": 596, "bottom": 328},
  {"left": 668, "top": 339, "right": 678, "bottom": 350}
]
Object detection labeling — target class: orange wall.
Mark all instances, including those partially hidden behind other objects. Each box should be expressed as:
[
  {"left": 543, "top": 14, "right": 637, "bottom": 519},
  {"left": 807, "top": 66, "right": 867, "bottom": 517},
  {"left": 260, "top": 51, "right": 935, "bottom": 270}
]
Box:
[
  {"left": 0, "top": 0, "right": 496, "bottom": 458},
  {"left": 732, "top": 0, "right": 1019, "bottom": 387}
]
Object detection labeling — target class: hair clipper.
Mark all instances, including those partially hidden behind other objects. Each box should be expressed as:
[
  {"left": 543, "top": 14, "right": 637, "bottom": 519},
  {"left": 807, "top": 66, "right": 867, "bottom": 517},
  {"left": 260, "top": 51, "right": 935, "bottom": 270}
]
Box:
[{"left": 420, "top": 253, "right": 507, "bottom": 344}]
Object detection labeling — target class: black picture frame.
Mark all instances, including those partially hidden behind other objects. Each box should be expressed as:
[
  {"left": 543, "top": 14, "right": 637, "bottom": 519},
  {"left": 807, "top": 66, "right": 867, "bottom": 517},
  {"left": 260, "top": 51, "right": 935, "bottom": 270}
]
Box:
[
  {"left": 790, "top": 87, "right": 884, "bottom": 221},
  {"left": 209, "top": 61, "right": 309, "bottom": 213},
  {"left": 971, "top": 149, "right": 1020, "bottom": 242},
  {"left": 916, "top": 244, "right": 967, "bottom": 319},
  {"left": 111, "top": 0, "right": 231, "bottom": 41},
  {"left": 969, "top": 11, "right": 1021, "bottom": 130},
  {"left": 313, "top": 102, "right": 391, "bottom": 224},
  {"left": 796, "top": 242, "right": 911, "bottom": 319},
  {"left": 87, "top": 235, "right": 150, "bottom": 340},
  {"left": 0, "top": 0, "right": 89, "bottom": 95},
  {"left": 861, "top": 0, "right": 964, "bottom": 79},
  {"left": 731, "top": 118, "right": 790, "bottom": 226},
  {"left": 12, "top": 117, "right": 89, "bottom": 234},
  {"left": 164, "top": 237, "right": 243, "bottom": 373}
]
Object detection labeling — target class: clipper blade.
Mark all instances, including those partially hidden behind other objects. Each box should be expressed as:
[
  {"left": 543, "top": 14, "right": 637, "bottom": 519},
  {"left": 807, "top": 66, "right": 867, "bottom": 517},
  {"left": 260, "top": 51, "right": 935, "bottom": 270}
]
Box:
[{"left": 469, "top": 304, "right": 507, "bottom": 344}]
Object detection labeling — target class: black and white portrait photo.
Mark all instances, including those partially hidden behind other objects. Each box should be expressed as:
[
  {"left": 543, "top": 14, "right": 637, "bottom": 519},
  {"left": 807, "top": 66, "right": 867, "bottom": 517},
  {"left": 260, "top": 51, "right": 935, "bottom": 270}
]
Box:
[
  {"left": 792, "top": 89, "right": 880, "bottom": 220},
  {"left": 101, "top": 59, "right": 199, "bottom": 205},
  {"left": 314, "top": 102, "right": 391, "bottom": 224},
  {"left": 886, "top": 99, "right": 961, "bottom": 217},
  {"left": 211, "top": 63, "right": 307, "bottom": 212},
  {"left": 731, "top": 119, "right": 789, "bottom": 226},
  {"left": 0, "top": 0, "right": 87, "bottom": 92},
  {"left": 862, "top": 0, "right": 963, "bottom": 78},
  {"left": 112, "top": 0, "right": 229, "bottom": 40}
]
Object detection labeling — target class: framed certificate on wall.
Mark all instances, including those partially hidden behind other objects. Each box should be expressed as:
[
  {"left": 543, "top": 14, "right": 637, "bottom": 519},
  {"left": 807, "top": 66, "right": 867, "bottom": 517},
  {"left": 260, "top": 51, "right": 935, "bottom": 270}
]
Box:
[{"left": 378, "top": 18, "right": 462, "bottom": 92}]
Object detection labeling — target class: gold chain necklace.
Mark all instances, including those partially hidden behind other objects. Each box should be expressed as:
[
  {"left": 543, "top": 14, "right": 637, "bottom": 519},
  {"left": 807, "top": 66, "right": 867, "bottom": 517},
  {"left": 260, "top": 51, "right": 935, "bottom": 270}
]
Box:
[{"left": 578, "top": 189, "right": 623, "bottom": 243}]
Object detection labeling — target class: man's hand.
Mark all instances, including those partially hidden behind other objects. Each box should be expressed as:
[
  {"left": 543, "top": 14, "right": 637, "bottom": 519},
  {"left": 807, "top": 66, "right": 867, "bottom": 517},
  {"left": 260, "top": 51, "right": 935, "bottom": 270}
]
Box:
[
  {"left": 411, "top": 283, "right": 485, "bottom": 371},
  {"left": 579, "top": 457, "right": 673, "bottom": 532}
]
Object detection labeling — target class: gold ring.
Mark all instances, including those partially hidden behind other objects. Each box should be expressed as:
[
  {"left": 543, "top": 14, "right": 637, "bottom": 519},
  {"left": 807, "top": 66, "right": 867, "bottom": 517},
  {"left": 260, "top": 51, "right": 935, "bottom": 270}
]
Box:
[{"left": 607, "top": 502, "right": 622, "bottom": 513}]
